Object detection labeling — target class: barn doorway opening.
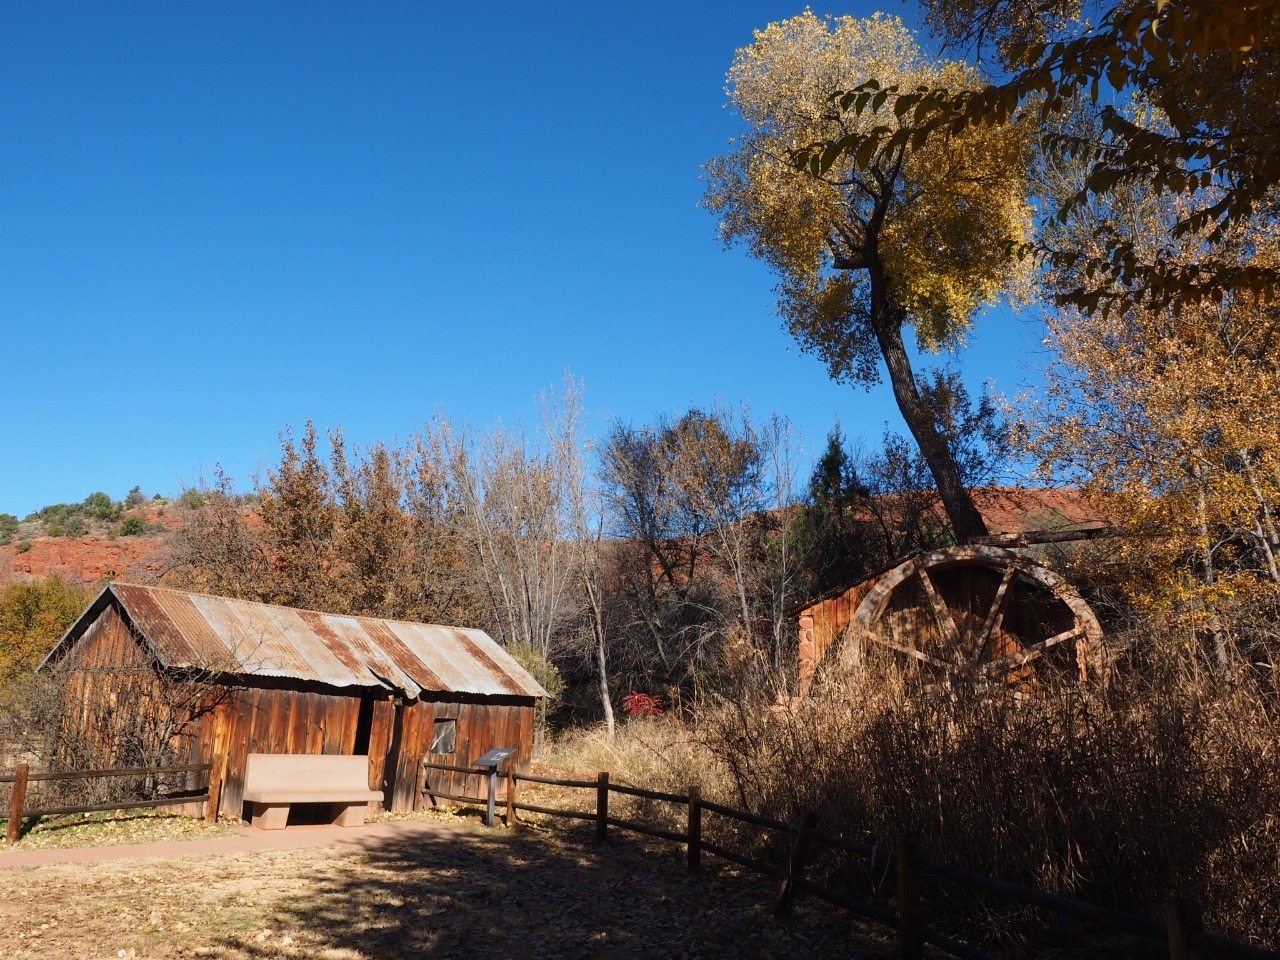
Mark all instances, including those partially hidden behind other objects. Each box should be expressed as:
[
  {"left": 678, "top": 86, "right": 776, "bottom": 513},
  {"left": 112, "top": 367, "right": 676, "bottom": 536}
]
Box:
[
  {"left": 353, "top": 694, "right": 375, "bottom": 755},
  {"left": 382, "top": 700, "right": 405, "bottom": 797}
]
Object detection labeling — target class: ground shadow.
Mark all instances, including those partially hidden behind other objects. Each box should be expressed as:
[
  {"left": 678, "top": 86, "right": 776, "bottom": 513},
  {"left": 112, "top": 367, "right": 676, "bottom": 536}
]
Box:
[{"left": 227, "top": 819, "right": 892, "bottom": 959}]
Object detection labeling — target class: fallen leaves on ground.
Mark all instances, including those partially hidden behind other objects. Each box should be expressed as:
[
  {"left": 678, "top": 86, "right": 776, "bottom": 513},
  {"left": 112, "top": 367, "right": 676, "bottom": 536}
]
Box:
[{"left": 0, "top": 810, "right": 236, "bottom": 852}]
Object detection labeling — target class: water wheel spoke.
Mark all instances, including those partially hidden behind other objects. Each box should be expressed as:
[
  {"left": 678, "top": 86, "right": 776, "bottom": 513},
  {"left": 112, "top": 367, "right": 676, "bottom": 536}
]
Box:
[
  {"left": 978, "top": 627, "right": 1082, "bottom": 677},
  {"left": 872, "top": 637, "right": 954, "bottom": 671},
  {"left": 915, "top": 567, "right": 962, "bottom": 661},
  {"left": 973, "top": 563, "right": 1017, "bottom": 665}
]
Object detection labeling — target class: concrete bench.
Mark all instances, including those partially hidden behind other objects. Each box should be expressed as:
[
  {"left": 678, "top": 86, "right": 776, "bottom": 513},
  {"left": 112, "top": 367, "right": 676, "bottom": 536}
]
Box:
[{"left": 242, "top": 753, "right": 384, "bottom": 830}]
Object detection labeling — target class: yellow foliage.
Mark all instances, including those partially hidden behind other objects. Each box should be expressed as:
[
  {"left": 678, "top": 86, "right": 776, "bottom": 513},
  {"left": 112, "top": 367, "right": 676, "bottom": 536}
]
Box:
[
  {"left": 1023, "top": 187, "right": 1280, "bottom": 634},
  {"left": 705, "top": 11, "right": 1033, "bottom": 379},
  {"left": 0, "top": 576, "right": 92, "bottom": 687}
]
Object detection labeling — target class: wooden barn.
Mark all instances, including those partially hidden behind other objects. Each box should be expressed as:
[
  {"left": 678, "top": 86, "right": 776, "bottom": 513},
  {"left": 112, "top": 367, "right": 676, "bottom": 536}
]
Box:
[{"left": 40, "top": 583, "right": 545, "bottom": 816}]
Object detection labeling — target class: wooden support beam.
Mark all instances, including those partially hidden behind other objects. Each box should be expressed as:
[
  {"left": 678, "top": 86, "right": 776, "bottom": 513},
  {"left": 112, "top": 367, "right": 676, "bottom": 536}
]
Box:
[
  {"left": 775, "top": 812, "right": 818, "bottom": 916},
  {"left": 974, "top": 563, "right": 1018, "bottom": 663},
  {"left": 916, "top": 568, "right": 962, "bottom": 657},
  {"left": 506, "top": 768, "right": 518, "bottom": 830},
  {"left": 978, "top": 628, "right": 1082, "bottom": 677},
  {"left": 1166, "top": 897, "right": 1204, "bottom": 960},
  {"left": 595, "top": 771, "right": 609, "bottom": 844},
  {"left": 6, "top": 763, "right": 28, "bottom": 844},
  {"left": 204, "top": 754, "right": 223, "bottom": 825},
  {"left": 897, "top": 834, "right": 922, "bottom": 960}
]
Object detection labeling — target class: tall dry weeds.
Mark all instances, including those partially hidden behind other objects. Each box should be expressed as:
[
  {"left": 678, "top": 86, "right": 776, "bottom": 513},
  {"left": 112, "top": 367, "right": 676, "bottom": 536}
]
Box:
[{"left": 699, "top": 638, "right": 1280, "bottom": 947}]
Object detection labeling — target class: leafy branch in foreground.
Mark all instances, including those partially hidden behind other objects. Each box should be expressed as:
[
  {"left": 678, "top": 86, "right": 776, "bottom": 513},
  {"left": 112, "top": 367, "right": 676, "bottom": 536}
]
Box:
[{"left": 793, "top": 0, "right": 1280, "bottom": 315}]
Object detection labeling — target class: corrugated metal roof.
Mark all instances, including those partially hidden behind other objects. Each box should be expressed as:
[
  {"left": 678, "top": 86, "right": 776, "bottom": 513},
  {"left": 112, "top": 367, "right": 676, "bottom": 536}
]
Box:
[{"left": 52, "top": 583, "right": 545, "bottom": 699}]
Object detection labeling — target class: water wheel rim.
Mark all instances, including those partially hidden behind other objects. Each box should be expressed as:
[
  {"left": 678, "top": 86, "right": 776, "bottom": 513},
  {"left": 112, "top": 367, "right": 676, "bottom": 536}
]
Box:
[{"left": 844, "top": 545, "right": 1107, "bottom": 683}]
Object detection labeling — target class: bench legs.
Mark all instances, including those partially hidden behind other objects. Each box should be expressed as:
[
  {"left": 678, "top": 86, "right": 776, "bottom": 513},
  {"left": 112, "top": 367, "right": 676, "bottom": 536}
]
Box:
[
  {"left": 331, "top": 803, "right": 368, "bottom": 827},
  {"left": 249, "top": 803, "right": 290, "bottom": 830},
  {"left": 246, "top": 801, "right": 369, "bottom": 829}
]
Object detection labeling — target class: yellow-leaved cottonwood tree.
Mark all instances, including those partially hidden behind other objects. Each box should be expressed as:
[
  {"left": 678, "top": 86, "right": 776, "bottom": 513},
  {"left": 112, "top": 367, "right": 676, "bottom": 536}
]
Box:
[
  {"left": 705, "top": 12, "right": 1033, "bottom": 543},
  {"left": 1022, "top": 120, "right": 1280, "bottom": 664}
]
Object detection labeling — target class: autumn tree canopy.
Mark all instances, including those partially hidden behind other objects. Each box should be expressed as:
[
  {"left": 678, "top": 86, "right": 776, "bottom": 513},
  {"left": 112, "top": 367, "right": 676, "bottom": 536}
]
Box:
[
  {"left": 799, "top": 0, "right": 1280, "bottom": 314},
  {"left": 1019, "top": 112, "right": 1280, "bottom": 662},
  {"left": 705, "top": 12, "right": 1032, "bottom": 543},
  {"left": 0, "top": 576, "right": 91, "bottom": 690}
]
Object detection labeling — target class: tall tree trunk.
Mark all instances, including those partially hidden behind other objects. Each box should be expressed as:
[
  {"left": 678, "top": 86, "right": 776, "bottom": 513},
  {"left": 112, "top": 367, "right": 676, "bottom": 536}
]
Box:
[
  {"left": 583, "top": 572, "right": 615, "bottom": 738},
  {"left": 868, "top": 275, "right": 989, "bottom": 543}
]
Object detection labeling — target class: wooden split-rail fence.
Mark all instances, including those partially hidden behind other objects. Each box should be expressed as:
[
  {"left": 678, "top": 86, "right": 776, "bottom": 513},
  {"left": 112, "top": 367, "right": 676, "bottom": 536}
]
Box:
[
  {"left": 1, "top": 760, "right": 224, "bottom": 844},
  {"left": 423, "top": 759, "right": 1279, "bottom": 960}
]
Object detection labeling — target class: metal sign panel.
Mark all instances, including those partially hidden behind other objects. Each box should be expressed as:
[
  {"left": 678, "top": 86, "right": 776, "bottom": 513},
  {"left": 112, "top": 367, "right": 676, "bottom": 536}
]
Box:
[{"left": 473, "top": 747, "right": 516, "bottom": 768}]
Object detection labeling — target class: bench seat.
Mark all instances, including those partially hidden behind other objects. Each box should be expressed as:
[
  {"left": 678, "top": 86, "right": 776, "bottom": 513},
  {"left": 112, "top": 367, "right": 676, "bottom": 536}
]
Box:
[
  {"left": 243, "top": 753, "right": 384, "bottom": 830},
  {"left": 242, "top": 789, "right": 382, "bottom": 803}
]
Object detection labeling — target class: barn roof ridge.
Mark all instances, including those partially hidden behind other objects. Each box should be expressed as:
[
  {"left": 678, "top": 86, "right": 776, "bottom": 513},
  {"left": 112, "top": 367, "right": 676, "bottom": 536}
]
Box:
[
  {"left": 103, "top": 580, "right": 496, "bottom": 635},
  {"left": 42, "top": 582, "right": 546, "bottom": 701}
]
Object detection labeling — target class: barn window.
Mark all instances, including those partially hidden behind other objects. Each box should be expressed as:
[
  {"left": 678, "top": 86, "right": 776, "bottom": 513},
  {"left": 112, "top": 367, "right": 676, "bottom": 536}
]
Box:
[{"left": 431, "top": 719, "right": 456, "bottom": 755}]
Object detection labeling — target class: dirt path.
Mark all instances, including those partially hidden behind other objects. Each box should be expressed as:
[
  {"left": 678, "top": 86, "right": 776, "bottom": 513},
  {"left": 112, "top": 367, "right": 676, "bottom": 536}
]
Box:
[{"left": 0, "top": 820, "right": 894, "bottom": 959}]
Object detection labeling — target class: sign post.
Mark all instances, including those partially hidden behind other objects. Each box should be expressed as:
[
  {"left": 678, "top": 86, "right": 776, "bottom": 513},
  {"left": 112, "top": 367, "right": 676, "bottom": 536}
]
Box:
[{"left": 473, "top": 747, "right": 516, "bottom": 828}]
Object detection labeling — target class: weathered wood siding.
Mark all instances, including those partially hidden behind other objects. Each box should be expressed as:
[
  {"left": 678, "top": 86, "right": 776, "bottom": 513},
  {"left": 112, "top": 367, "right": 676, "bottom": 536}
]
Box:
[
  {"left": 58, "top": 606, "right": 207, "bottom": 773},
  {"left": 52, "top": 601, "right": 536, "bottom": 819},
  {"left": 416, "top": 699, "right": 535, "bottom": 812},
  {"left": 796, "top": 581, "right": 873, "bottom": 691},
  {"left": 210, "top": 687, "right": 394, "bottom": 816}
]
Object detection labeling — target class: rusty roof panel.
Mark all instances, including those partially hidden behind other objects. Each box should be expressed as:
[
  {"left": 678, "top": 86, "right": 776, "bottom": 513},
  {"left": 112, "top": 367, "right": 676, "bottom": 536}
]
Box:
[
  {"left": 99, "top": 583, "right": 544, "bottom": 699},
  {"left": 296, "top": 610, "right": 375, "bottom": 680},
  {"left": 112, "top": 584, "right": 206, "bottom": 665},
  {"left": 450, "top": 628, "right": 533, "bottom": 697},
  {"left": 383, "top": 621, "right": 480, "bottom": 693},
  {"left": 321, "top": 614, "right": 420, "bottom": 694}
]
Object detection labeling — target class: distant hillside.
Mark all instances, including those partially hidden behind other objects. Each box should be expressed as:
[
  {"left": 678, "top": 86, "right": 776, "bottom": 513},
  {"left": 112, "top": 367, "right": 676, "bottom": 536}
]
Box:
[{"left": 0, "top": 500, "right": 180, "bottom": 588}]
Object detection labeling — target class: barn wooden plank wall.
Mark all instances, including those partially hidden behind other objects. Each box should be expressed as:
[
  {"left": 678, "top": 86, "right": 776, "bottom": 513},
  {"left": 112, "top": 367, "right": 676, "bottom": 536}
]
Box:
[
  {"left": 55, "top": 603, "right": 538, "bottom": 819},
  {"left": 796, "top": 581, "right": 873, "bottom": 692},
  {"left": 398, "top": 700, "right": 534, "bottom": 812}
]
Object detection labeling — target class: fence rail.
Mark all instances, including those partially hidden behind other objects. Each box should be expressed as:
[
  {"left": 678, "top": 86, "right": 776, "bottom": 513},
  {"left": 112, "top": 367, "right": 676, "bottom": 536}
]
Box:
[
  {"left": 2, "top": 760, "right": 222, "bottom": 843},
  {"left": 420, "top": 759, "right": 1278, "bottom": 960}
]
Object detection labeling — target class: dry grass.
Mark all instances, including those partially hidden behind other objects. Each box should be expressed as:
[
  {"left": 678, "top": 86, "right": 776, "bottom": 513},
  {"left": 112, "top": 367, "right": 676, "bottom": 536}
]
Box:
[
  {"left": 544, "top": 717, "right": 717, "bottom": 792},
  {"left": 695, "top": 643, "right": 1280, "bottom": 953},
  {"left": 0, "top": 818, "right": 895, "bottom": 960}
]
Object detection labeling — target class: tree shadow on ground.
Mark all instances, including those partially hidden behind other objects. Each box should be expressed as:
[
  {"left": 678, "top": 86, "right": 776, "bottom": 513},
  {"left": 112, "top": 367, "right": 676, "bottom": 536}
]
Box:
[{"left": 230, "top": 820, "right": 893, "bottom": 959}]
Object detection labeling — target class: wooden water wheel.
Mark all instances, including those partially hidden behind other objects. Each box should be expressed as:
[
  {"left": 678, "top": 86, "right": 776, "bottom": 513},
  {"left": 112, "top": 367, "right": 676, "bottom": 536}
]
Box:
[{"left": 840, "top": 545, "right": 1107, "bottom": 687}]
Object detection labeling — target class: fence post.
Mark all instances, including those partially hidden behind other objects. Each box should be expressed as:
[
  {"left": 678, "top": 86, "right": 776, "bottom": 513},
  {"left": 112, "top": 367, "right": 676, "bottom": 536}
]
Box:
[
  {"left": 506, "top": 768, "right": 518, "bottom": 830},
  {"left": 418, "top": 762, "right": 432, "bottom": 810},
  {"left": 204, "top": 754, "right": 223, "bottom": 826},
  {"left": 7, "top": 763, "right": 28, "bottom": 844},
  {"left": 775, "top": 811, "right": 818, "bottom": 916},
  {"left": 1166, "top": 897, "right": 1204, "bottom": 960},
  {"left": 687, "top": 784, "right": 702, "bottom": 874},
  {"left": 595, "top": 771, "right": 609, "bottom": 843},
  {"left": 896, "top": 833, "right": 922, "bottom": 960}
]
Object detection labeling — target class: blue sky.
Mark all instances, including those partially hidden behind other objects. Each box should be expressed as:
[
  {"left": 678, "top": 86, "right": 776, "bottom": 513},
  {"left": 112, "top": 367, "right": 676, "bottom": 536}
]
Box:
[{"left": 0, "top": 2, "right": 1048, "bottom": 518}]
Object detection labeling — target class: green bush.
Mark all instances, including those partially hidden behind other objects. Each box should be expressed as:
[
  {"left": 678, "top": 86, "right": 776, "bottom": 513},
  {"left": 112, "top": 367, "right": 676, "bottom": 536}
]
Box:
[
  {"left": 118, "top": 516, "right": 150, "bottom": 537},
  {"left": 508, "top": 644, "right": 565, "bottom": 743},
  {"left": 0, "top": 514, "right": 17, "bottom": 545},
  {"left": 82, "top": 492, "right": 120, "bottom": 521}
]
